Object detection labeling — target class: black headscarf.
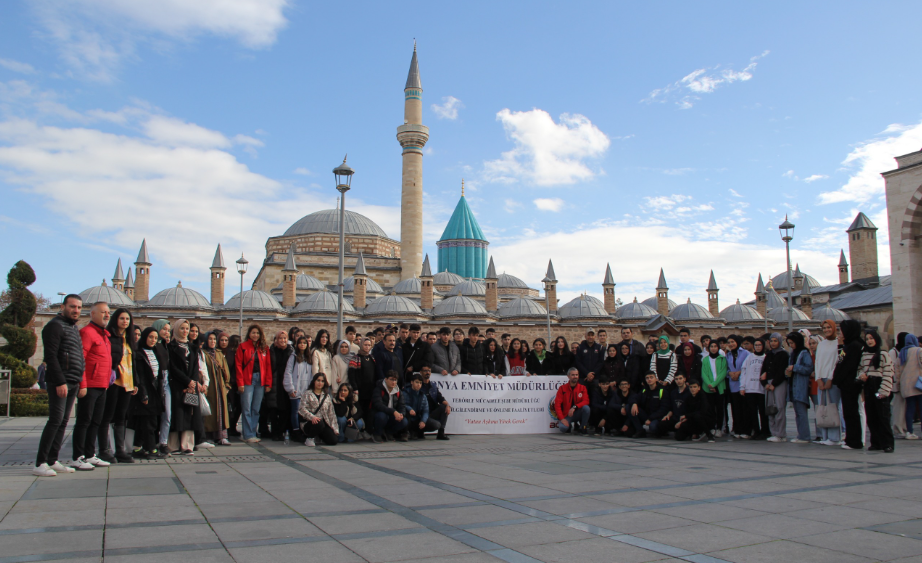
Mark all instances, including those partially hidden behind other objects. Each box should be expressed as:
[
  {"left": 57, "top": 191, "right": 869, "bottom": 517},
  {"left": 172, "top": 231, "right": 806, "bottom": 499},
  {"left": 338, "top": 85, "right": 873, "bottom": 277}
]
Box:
[
  {"left": 840, "top": 319, "right": 862, "bottom": 345},
  {"left": 138, "top": 327, "right": 158, "bottom": 351},
  {"left": 896, "top": 332, "right": 908, "bottom": 352},
  {"left": 787, "top": 331, "right": 806, "bottom": 365},
  {"left": 727, "top": 334, "right": 743, "bottom": 362},
  {"left": 863, "top": 330, "right": 883, "bottom": 369},
  {"left": 752, "top": 339, "right": 766, "bottom": 356}
]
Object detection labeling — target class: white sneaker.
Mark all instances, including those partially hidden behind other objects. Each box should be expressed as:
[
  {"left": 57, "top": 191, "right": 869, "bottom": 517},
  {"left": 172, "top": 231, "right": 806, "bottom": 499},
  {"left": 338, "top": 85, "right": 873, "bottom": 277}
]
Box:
[
  {"left": 85, "top": 456, "right": 110, "bottom": 467},
  {"left": 50, "top": 461, "right": 75, "bottom": 473},
  {"left": 304, "top": 438, "right": 315, "bottom": 447},
  {"left": 738, "top": 434, "right": 751, "bottom": 440},
  {"left": 820, "top": 440, "right": 836, "bottom": 446},
  {"left": 905, "top": 433, "right": 919, "bottom": 440},
  {"left": 789, "top": 438, "right": 808, "bottom": 443},
  {"left": 196, "top": 442, "right": 215, "bottom": 449},
  {"left": 841, "top": 444, "right": 860, "bottom": 450},
  {"left": 32, "top": 463, "right": 57, "bottom": 477},
  {"left": 714, "top": 430, "right": 724, "bottom": 438},
  {"left": 766, "top": 436, "right": 784, "bottom": 443},
  {"left": 68, "top": 457, "right": 94, "bottom": 471}
]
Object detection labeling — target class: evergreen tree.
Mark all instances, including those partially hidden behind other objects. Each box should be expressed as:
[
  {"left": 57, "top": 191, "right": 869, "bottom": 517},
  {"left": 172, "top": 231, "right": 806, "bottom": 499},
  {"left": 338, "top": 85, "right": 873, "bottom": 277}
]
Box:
[{"left": 0, "top": 261, "right": 38, "bottom": 387}]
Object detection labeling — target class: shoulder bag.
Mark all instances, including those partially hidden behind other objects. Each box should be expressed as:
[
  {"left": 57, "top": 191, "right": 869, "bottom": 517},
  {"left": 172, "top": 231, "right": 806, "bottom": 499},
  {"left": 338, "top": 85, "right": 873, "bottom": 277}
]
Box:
[{"left": 815, "top": 388, "right": 840, "bottom": 428}]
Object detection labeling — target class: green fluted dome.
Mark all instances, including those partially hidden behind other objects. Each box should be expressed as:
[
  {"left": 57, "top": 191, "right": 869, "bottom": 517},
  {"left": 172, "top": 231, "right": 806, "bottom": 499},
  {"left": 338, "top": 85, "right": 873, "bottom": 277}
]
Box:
[
  {"left": 439, "top": 196, "right": 486, "bottom": 241},
  {"left": 437, "top": 195, "right": 489, "bottom": 279}
]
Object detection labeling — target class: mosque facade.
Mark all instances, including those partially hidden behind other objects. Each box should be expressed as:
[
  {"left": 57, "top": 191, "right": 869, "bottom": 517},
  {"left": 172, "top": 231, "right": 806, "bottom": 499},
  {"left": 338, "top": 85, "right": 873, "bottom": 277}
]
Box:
[{"left": 28, "top": 46, "right": 897, "bottom": 366}]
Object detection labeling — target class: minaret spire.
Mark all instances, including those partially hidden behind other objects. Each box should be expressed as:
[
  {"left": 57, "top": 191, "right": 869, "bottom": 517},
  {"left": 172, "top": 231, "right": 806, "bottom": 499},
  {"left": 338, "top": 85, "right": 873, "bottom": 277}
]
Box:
[{"left": 397, "top": 42, "right": 429, "bottom": 280}]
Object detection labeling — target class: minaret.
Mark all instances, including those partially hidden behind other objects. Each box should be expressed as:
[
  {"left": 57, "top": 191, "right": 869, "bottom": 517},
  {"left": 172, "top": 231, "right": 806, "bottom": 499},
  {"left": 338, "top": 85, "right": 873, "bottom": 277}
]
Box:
[
  {"left": 485, "top": 256, "right": 498, "bottom": 312},
  {"left": 397, "top": 42, "right": 429, "bottom": 280},
  {"left": 847, "top": 211, "right": 879, "bottom": 281},
  {"left": 707, "top": 270, "right": 719, "bottom": 317},
  {"left": 134, "top": 239, "right": 152, "bottom": 302},
  {"left": 800, "top": 278, "right": 813, "bottom": 318},
  {"left": 656, "top": 268, "right": 669, "bottom": 316},
  {"left": 281, "top": 243, "right": 297, "bottom": 309},
  {"left": 210, "top": 244, "right": 226, "bottom": 306},
  {"left": 112, "top": 259, "right": 125, "bottom": 291},
  {"left": 353, "top": 252, "right": 368, "bottom": 310},
  {"left": 793, "top": 263, "right": 805, "bottom": 291},
  {"left": 544, "top": 260, "right": 558, "bottom": 314},
  {"left": 124, "top": 268, "right": 134, "bottom": 301},
  {"left": 838, "top": 249, "right": 849, "bottom": 284},
  {"left": 602, "top": 263, "right": 616, "bottom": 314},
  {"left": 754, "top": 273, "right": 767, "bottom": 318},
  {"left": 420, "top": 254, "right": 434, "bottom": 311}
]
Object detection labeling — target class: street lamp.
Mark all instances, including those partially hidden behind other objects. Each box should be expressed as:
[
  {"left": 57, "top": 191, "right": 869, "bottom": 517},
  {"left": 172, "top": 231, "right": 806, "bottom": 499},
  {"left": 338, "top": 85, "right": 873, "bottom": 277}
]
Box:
[
  {"left": 542, "top": 275, "right": 552, "bottom": 345},
  {"left": 57, "top": 292, "right": 66, "bottom": 303},
  {"left": 778, "top": 215, "right": 795, "bottom": 335},
  {"left": 333, "top": 156, "right": 354, "bottom": 342},
  {"left": 236, "top": 253, "right": 248, "bottom": 338}
]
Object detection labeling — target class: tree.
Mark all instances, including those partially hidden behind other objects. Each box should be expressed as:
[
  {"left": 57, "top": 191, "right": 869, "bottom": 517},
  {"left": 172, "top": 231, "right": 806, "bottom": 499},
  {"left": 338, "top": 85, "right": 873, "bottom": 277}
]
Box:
[{"left": 0, "top": 261, "right": 39, "bottom": 387}]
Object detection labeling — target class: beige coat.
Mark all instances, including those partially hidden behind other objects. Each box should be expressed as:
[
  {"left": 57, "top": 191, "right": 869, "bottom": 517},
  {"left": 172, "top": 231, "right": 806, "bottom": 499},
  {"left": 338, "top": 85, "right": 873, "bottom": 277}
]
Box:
[
  {"left": 203, "top": 350, "right": 230, "bottom": 432},
  {"left": 312, "top": 348, "right": 333, "bottom": 381},
  {"left": 899, "top": 346, "right": 922, "bottom": 398}
]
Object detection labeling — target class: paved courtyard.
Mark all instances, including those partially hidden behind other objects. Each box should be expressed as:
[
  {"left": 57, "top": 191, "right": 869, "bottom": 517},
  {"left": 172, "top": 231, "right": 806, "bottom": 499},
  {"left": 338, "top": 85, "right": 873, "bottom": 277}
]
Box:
[{"left": 1, "top": 415, "right": 922, "bottom": 563}]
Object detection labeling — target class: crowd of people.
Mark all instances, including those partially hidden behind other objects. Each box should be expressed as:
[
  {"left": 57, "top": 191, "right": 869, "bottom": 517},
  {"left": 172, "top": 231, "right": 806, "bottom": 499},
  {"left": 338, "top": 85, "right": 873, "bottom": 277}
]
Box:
[{"left": 32, "top": 294, "right": 920, "bottom": 477}]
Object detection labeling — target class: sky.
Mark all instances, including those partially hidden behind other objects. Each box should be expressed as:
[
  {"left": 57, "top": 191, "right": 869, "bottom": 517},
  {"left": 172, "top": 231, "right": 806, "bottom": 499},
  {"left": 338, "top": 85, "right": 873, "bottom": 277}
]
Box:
[{"left": 1, "top": 1, "right": 921, "bottom": 310}]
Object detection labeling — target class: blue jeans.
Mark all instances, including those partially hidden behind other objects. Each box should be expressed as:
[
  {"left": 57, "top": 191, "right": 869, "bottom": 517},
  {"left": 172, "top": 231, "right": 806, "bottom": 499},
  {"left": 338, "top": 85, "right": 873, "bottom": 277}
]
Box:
[
  {"left": 290, "top": 397, "right": 301, "bottom": 433},
  {"left": 558, "top": 405, "right": 590, "bottom": 432},
  {"left": 373, "top": 411, "right": 408, "bottom": 436},
  {"left": 159, "top": 376, "right": 171, "bottom": 445},
  {"left": 793, "top": 400, "right": 810, "bottom": 441},
  {"left": 337, "top": 416, "right": 365, "bottom": 442},
  {"left": 906, "top": 395, "right": 922, "bottom": 434},
  {"left": 240, "top": 384, "right": 265, "bottom": 440},
  {"left": 811, "top": 387, "right": 842, "bottom": 442}
]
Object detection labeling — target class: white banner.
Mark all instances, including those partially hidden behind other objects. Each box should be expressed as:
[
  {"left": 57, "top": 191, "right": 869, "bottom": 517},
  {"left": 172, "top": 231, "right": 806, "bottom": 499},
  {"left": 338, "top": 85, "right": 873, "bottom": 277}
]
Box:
[{"left": 429, "top": 374, "right": 568, "bottom": 434}]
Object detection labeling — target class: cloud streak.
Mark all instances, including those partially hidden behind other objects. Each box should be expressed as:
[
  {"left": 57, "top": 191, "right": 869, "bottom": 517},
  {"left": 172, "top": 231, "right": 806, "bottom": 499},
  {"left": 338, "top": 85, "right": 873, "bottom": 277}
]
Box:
[
  {"left": 431, "top": 96, "right": 463, "bottom": 120},
  {"left": 643, "top": 50, "right": 769, "bottom": 109}
]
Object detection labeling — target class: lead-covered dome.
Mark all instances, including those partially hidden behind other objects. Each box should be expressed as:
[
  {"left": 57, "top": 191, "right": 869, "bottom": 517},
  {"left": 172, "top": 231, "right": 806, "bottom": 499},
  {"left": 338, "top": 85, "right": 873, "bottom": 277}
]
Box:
[
  {"left": 771, "top": 271, "right": 821, "bottom": 291},
  {"left": 670, "top": 298, "right": 714, "bottom": 320},
  {"left": 392, "top": 277, "right": 422, "bottom": 294},
  {"left": 766, "top": 306, "right": 809, "bottom": 322},
  {"left": 293, "top": 290, "right": 355, "bottom": 314},
  {"left": 364, "top": 295, "right": 423, "bottom": 316},
  {"left": 642, "top": 296, "right": 677, "bottom": 311},
  {"left": 810, "top": 304, "right": 850, "bottom": 322},
  {"left": 433, "top": 295, "right": 488, "bottom": 317},
  {"left": 225, "top": 290, "right": 284, "bottom": 312},
  {"left": 559, "top": 295, "right": 610, "bottom": 319},
  {"left": 433, "top": 271, "right": 464, "bottom": 286},
  {"left": 342, "top": 275, "right": 383, "bottom": 293},
  {"left": 284, "top": 209, "right": 388, "bottom": 238},
  {"left": 617, "top": 298, "right": 657, "bottom": 319},
  {"left": 79, "top": 283, "right": 134, "bottom": 307},
  {"left": 720, "top": 300, "right": 763, "bottom": 322},
  {"left": 498, "top": 297, "right": 547, "bottom": 318},
  {"left": 497, "top": 273, "right": 529, "bottom": 289},
  {"left": 147, "top": 282, "right": 211, "bottom": 309},
  {"left": 448, "top": 279, "right": 486, "bottom": 297}
]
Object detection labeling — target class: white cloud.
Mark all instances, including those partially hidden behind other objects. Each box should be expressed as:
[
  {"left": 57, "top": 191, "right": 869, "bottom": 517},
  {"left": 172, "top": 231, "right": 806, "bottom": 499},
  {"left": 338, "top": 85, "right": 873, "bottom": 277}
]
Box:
[
  {"left": 33, "top": 0, "right": 290, "bottom": 81},
  {"left": 782, "top": 170, "right": 796, "bottom": 179},
  {"left": 293, "top": 167, "right": 311, "bottom": 175},
  {"left": 818, "top": 119, "right": 922, "bottom": 205},
  {"left": 503, "top": 199, "right": 522, "bottom": 213},
  {"left": 431, "top": 96, "right": 463, "bottom": 120},
  {"left": 0, "top": 58, "right": 36, "bottom": 74},
  {"left": 483, "top": 109, "right": 610, "bottom": 186},
  {"left": 534, "top": 197, "right": 564, "bottom": 212},
  {"left": 663, "top": 167, "right": 694, "bottom": 176},
  {"left": 728, "top": 188, "right": 743, "bottom": 198},
  {"left": 803, "top": 174, "right": 828, "bottom": 183},
  {"left": 644, "top": 194, "right": 690, "bottom": 209},
  {"left": 644, "top": 50, "right": 769, "bottom": 109},
  {"left": 143, "top": 116, "right": 231, "bottom": 148}
]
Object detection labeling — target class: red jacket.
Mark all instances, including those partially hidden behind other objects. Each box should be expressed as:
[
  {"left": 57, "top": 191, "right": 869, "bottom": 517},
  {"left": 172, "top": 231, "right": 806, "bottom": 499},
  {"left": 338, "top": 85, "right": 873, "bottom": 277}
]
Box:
[
  {"left": 235, "top": 340, "right": 273, "bottom": 387},
  {"left": 554, "top": 382, "right": 589, "bottom": 420},
  {"left": 80, "top": 322, "right": 112, "bottom": 389}
]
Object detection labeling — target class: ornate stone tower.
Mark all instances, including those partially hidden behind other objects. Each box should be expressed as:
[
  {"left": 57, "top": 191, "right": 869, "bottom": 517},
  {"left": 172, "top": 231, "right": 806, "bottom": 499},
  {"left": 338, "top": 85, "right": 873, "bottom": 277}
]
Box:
[
  {"left": 847, "top": 212, "right": 879, "bottom": 281},
  {"left": 420, "top": 254, "right": 434, "bottom": 311},
  {"left": 134, "top": 239, "right": 152, "bottom": 302},
  {"left": 707, "top": 270, "right": 719, "bottom": 317},
  {"left": 800, "top": 278, "right": 813, "bottom": 318},
  {"left": 792, "top": 264, "right": 805, "bottom": 291},
  {"left": 124, "top": 268, "right": 134, "bottom": 300},
  {"left": 484, "top": 257, "right": 498, "bottom": 312},
  {"left": 397, "top": 43, "right": 429, "bottom": 280},
  {"left": 754, "top": 273, "right": 767, "bottom": 318},
  {"left": 838, "top": 250, "right": 849, "bottom": 284},
  {"left": 281, "top": 243, "right": 297, "bottom": 309},
  {"left": 602, "top": 263, "right": 616, "bottom": 314},
  {"left": 656, "top": 269, "right": 669, "bottom": 316},
  {"left": 210, "top": 244, "right": 226, "bottom": 306},
  {"left": 545, "top": 260, "right": 558, "bottom": 314},
  {"left": 112, "top": 259, "right": 125, "bottom": 291},
  {"left": 353, "top": 252, "right": 368, "bottom": 310}
]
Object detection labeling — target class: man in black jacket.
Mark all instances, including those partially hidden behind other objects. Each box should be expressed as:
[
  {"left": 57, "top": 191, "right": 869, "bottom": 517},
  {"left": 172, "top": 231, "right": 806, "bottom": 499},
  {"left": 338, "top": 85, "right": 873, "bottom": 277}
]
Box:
[
  {"left": 371, "top": 371, "right": 409, "bottom": 443},
  {"left": 610, "top": 380, "right": 637, "bottom": 436},
  {"left": 629, "top": 372, "right": 666, "bottom": 438},
  {"left": 420, "top": 366, "right": 450, "bottom": 440},
  {"left": 374, "top": 333, "right": 405, "bottom": 385},
  {"left": 674, "top": 380, "right": 714, "bottom": 442},
  {"left": 588, "top": 378, "right": 615, "bottom": 435},
  {"left": 619, "top": 328, "right": 647, "bottom": 362},
  {"left": 460, "top": 327, "right": 485, "bottom": 375},
  {"left": 402, "top": 324, "right": 431, "bottom": 376},
  {"left": 655, "top": 372, "right": 692, "bottom": 437},
  {"left": 34, "top": 295, "right": 85, "bottom": 477},
  {"left": 575, "top": 330, "right": 603, "bottom": 383}
]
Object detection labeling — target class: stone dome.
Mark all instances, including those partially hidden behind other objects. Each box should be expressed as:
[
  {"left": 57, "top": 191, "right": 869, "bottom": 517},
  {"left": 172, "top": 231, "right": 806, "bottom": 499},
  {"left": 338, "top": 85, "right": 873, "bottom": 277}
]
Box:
[
  {"left": 433, "top": 295, "right": 488, "bottom": 317},
  {"left": 79, "top": 283, "right": 134, "bottom": 307},
  {"left": 284, "top": 209, "right": 388, "bottom": 238},
  {"left": 720, "top": 300, "right": 763, "bottom": 322},
  {"left": 497, "top": 273, "right": 529, "bottom": 289},
  {"left": 448, "top": 279, "right": 486, "bottom": 297},
  {"left": 342, "top": 276, "right": 383, "bottom": 294},
  {"left": 771, "top": 271, "right": 821, "bottom": 290},
  {"left": 392, "top": 277, "right": 422, "bottom": 294},
  {"left": 766, "top": 306, "right": 810, "bottom": 322},
  {"left": 559, "top": 295, "right": 610, "bottom": 319},
  {"left": 669, "top": 299, "right": 714, "bottom": 320},
  {"left": 147, "top": 283, "right": 212, "bottom": 309},
  {"left": 225, "top": 290, "right": 284, "bottom": 312},
  {"left": 273, "top": 272, "right": 325, "bottom": 293},
  {"left": 293, "top": 290, "right": 355, "bottom": 314},
  {"left": 617, "top": 298, "right": 658, "bottom": 319},
  {"left": 364, "top": 295, "right": 423, "bottom": 316},
  {"left": 642, "top": 296, "right": 677, "bottom": 310},
  {"left": 498, "top": 297, "right": 547, "bottom": 318},
  {"left": 810, "top": 304, "right": 851, "bottom": 322},
  {"left": 765, "top": 288, "right": 787, "bottom": 310},
  {"left": 433, "top": 270, "right": 465, "bottom": 286}
]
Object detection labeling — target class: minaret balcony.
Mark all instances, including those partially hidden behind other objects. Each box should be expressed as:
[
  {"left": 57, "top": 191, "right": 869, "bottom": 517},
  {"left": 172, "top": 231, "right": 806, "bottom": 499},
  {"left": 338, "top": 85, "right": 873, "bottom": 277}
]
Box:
[{"left": 397, "top": 124, "right": 429, "bottom": 149}]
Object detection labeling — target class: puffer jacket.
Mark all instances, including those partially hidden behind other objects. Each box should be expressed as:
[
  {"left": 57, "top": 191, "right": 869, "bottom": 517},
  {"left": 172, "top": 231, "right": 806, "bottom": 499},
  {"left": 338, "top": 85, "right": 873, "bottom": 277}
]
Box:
[
  {"left": 430, "top": 341, "right": 461, "bottom": 374},
  {"left": 460, "top": 340, "right": 485, "bottom": 375},
  {"left": 403, "top": 384, "right": 430, "bottom": 422},
  {"left": 284, "top": 355, "right": 312, "bottom": 397},
  {"left": 79, "top": 322, "right": 112, "bottom": 389},
  {"left": 42, "top": 314, "right": 85, "bottom": 387}
]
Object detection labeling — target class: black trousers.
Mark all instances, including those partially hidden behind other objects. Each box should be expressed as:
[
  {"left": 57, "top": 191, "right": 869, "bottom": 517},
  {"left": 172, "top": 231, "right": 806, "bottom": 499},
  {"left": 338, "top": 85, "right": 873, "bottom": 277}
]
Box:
[
  {"left": 588, "top": 407, "right": 608, "bottom": 428},
  {"left": 36, "top": 383, "right": 78, "bottom": 466},
  {"left": 729, "top": 391, "right": 748, "bottom": 436},
  {"left": 608, "top": 408, "right": 630, "bottom": 434},
  {"left": 865, "top": 393, "right": 894, "bottom": 450},
  {"left": 407, "top": 416, "right": 441, "bottom": 437},
  {"left": 744, "top": 392, "right": 769, "bottom": 437},
  {"left": 674, "top": 414, "right": 712, "bottom": 441},
  {"left": 227, "top": 386, "right": 241, "bottom": 433},
  {"left": 429, "top": 404, "right": 449, "bottom": 436},
  {"left": 73, "top": 387, "right": 107, "bottom": 460},
  {"left": 99, "top": 384, "right": 132, "bottom": 454},
  {"left": 656, "top": 417, "right": 678, "bottom": 437},
  {"left": 705, "top": 391, "right": 724, "bottom": 431},
  {"left": 722, "top": 386, "right": 732, "bottom": 431},
  {"left": 134, "top": 416, "right": 159, "bottom": 453},
  {"left": 302, "top": 419, "right": 338, "bottom": 445},
  {"left": 840, "top": 382, "right": 863, "bottom": 449}
]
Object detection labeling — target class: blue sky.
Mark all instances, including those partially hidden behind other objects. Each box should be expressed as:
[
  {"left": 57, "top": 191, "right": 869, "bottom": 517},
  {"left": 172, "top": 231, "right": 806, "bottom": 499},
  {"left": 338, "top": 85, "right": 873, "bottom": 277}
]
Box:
[{"left": 1, "top": 1, "right": 921, "bottom": 308}]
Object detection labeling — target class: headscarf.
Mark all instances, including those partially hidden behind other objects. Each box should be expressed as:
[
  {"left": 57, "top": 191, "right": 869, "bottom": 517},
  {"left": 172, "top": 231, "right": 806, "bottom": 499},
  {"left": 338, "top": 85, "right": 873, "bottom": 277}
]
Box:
[
  {"left": 202, "top": 330, "right": 218, "bottom": 358},
  {"left": 840, "top": 319, "right": 862, "bottom": 344},
  {"left": 769, "top": 332, "right": 785, "bottom": 354},
  {"left": 335, "top": 339, "right": 354, "bottom": 364},
  {"left": 896, "top": 332, "right": 908, "bottom": 352},
  {"left": 899, "top": 334, "right": 919, "bottom": 366},
  {"left": 708, "top": 344, "right": 720, "bottom": 359},
  {"left": 172, "top": 318, "right": 190, "bottom": 342},
  {"left": 821, "top": 320, "right": 837, "bottom": 341},
  {"left": 752, "top": 338, "right": 766, "bottom": 356},
  {"left": 864, "top": 330, "right": 883, "bottom": 369},
  {"left": 138, "top": 327, "right": 158, "bottom": 350},
  {"left": 809, "top": 335, "right": 823, "bottom": 362},
  {"left": 798, "top": 328, "right": 811, "bottom": 339},
  {"left": 679, "top": 343, "right": 695, "bottom": 374},
  {"left": 787, "top": 331, "right": 806, "bottom": 365},
  {"left": 656, "top": 335, "right": 672, "bottom": 356},
  {"left": 727, "top": 335, "right": 743, "bottom": 362},
  {"left": 151, "top": 319, "right": 169, "bottom": 333}
]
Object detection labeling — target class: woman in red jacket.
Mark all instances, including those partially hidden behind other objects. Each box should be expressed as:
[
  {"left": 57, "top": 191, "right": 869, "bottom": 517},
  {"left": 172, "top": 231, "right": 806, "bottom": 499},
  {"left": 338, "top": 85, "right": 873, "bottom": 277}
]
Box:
[{"left": 235, "top": 324, "right": 272, "bottom": 443}]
